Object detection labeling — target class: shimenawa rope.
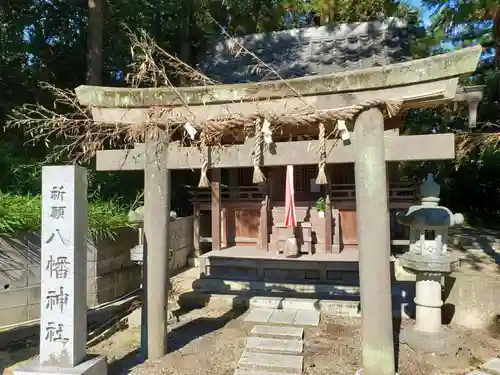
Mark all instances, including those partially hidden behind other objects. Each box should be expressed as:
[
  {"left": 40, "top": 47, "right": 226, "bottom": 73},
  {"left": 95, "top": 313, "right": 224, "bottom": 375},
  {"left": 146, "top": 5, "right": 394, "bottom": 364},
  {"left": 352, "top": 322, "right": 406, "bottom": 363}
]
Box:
[
  {"left": 252, "top": 118, "right": 265, "bottom": 183},
  {"left": 315, "top": 122, "right": 327, "bottom": 185}
]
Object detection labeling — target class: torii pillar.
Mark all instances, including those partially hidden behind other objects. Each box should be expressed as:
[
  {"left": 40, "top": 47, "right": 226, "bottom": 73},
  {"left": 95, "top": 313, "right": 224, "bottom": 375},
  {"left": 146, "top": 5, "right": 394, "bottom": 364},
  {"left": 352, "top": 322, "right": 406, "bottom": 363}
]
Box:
[
  {"left": 354, "top": 108, "right": 396, "bottom": 375},
  {"left": 143, "top": 134, "right": 170, "bottom": 359}
]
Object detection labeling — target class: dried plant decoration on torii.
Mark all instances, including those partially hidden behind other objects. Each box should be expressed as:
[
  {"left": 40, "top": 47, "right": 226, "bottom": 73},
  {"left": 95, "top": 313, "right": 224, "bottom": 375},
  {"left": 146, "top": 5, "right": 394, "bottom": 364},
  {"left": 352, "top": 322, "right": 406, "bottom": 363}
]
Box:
[{"left": 6, "top": 18, "right": 484, "bottom": 375}]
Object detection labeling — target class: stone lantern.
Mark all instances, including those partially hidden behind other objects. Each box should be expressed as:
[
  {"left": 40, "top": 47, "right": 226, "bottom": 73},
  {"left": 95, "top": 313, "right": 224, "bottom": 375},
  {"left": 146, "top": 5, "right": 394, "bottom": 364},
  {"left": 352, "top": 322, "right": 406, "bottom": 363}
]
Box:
[
  {"left": 129, "top": 206, "right": 145, "bottom": 265},
  {"left": 397, "top": 173, "right": 464, "bottom": 354}
]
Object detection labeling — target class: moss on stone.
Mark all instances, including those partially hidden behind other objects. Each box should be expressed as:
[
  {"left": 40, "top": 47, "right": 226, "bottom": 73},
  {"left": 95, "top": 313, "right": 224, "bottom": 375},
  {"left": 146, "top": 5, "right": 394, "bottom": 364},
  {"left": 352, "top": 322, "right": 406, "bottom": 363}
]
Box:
[{"left": 75, "top": 46, "right": 482, "bottom": 109}]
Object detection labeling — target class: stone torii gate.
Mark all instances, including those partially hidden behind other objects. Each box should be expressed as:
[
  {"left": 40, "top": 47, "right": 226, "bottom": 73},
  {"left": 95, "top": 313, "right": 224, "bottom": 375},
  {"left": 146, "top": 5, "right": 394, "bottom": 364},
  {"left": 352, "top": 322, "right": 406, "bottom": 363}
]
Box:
[{"left": 75, "top": 45, "right": 482, "bottom": 375}]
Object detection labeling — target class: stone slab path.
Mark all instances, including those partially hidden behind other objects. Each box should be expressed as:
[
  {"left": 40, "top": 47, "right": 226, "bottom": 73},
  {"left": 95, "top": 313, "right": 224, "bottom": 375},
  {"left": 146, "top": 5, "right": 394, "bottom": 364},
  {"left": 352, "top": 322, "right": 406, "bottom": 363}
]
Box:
[
  {"left": 236, "top": 324, "right": 304, "bottom": 375},
  {"left": 467, "top": 357, "right": 500, "bottom": 375},
  {"left": 244, "top": 307, "right": 320, "bottom": 327}
]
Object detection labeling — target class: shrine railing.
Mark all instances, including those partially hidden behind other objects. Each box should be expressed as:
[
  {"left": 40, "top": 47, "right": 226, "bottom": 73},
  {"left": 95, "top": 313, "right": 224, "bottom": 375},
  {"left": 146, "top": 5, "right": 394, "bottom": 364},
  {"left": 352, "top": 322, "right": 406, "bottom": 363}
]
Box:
[
  {"left": 330, "top": 182, "right": 418, "bottom": 202},
  {"left": 189, "top": 182, "right": 417, "bottom": 203},
  {"left": 189, "top": 185, "right": 264, "bottom": 202}
]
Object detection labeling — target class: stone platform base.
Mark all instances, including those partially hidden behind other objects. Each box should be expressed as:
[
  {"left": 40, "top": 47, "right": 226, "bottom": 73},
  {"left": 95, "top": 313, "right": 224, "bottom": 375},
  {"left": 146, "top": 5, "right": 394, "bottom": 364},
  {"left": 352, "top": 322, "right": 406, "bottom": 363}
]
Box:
[
  {"left": 14, "top": 356, "right": 107, "bottom": 375},
  {"left": 399, "top": 327, "right": 460, "bottom": 355},
  {"left": 179, "top": 292, "right": 412, "bottom": 319},
  {"left": 192, "top": 277, "right": 361, "bottom": 295}
]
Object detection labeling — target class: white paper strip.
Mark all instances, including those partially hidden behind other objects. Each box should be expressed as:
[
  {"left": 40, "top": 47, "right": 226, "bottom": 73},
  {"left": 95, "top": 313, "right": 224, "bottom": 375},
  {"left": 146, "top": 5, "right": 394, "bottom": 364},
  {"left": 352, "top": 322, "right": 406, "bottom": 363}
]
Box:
[
  {"left": 183, "top": 122, "right": 197, "bottom": 140},
  {"left": 337, "top": 119, "right": 350, "bottom": 141},
  {"left": 261, "top": 118, "right": 273, "bottom": 144}
]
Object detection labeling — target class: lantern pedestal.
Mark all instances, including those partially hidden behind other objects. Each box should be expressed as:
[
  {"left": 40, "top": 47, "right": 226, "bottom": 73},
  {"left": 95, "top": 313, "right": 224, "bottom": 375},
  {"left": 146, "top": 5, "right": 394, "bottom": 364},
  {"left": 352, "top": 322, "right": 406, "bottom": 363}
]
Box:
[
  {"left": 414, "top": 273, "right": 442, "bottom": 333},
  {"left": 399, "top": 324, "right": 459, "bottom": 355},
  {"left": 398, "top": 264, "right": 460, "bottom": 355}
]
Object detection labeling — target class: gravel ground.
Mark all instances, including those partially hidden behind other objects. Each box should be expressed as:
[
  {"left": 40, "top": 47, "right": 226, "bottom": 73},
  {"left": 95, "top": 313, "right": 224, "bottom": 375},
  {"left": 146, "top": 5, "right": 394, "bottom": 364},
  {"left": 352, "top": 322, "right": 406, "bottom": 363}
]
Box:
[
  {"left": 304, "top": 316, "right": 500, "bottom": 375},
  {"left": 88, "top": 306, "right": 253, "bottom": 375},
  {"left": 3, "top": 306, "right": 500, "bottom": 375},
  {"left": 85, "top": 307, "right": 500, "bottom": 375}
]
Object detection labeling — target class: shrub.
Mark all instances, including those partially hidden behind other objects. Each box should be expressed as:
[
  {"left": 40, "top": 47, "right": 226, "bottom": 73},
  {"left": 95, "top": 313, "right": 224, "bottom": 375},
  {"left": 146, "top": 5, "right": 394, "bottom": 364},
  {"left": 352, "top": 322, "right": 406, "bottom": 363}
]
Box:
[
  {"left": 0, "top": 193, "right": 136, "bottom": 240},
  {"left": 315, "top": 197, "right": 325, "bottom": 212}
]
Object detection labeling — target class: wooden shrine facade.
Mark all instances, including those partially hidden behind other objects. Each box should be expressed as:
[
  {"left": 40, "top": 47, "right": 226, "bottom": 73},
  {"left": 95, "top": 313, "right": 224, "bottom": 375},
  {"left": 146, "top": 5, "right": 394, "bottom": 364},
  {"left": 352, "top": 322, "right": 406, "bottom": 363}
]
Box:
[{"left": 188, "top": 162, "right": 418, "bottom": 254}]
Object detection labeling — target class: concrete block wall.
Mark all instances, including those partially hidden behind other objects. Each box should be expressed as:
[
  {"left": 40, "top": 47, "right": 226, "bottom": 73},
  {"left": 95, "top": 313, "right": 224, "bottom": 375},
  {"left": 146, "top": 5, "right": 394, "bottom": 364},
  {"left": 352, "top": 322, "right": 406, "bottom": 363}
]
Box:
[
  {"left": 0, "top": 228, "right": 141, "bottom": 328},
  {"left": 86, "top": 228, "right": 142, "bottom": 307},
  {"left": 0, "top": 232, "right": 42, "bottom": 326}
]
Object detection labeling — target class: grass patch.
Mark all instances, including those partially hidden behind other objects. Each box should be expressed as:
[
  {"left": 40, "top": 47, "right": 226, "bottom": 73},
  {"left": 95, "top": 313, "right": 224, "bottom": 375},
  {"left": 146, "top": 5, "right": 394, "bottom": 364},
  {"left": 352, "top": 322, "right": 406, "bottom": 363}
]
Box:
[{"left": 0, "top": 193, "right": 136, "bottom": 240}]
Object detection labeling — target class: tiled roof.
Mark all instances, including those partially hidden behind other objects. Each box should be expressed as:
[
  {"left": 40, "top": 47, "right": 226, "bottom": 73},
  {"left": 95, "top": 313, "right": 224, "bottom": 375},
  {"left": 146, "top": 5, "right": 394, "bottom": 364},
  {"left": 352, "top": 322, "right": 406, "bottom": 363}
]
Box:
[{"left": 199, "top": 18, "right": 415, "bottom": 84}]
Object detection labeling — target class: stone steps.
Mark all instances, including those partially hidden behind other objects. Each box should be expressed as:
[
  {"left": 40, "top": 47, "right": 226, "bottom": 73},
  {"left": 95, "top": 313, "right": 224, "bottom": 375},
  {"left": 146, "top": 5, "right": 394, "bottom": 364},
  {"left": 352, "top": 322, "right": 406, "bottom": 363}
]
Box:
[
  {"left": 238, "top": 351, "right": 303, "bottom": 373},
  {"left": 246, "top": 337, "right": 303, "bottom": 355},
  {"left": 464, "top": 357, "right": 500, "bottom": 375},
  {"left": 245, "top": 308, "right": 320, "bottom": 327},
  {"left": 250, "top": 325, "right": 303, "bottom": 340},
  {"left": 481, "top": 358, "right": 500, "bottom": 375},
  {"left": 235, "top": 323, "right": 305, "bottom": 375}
]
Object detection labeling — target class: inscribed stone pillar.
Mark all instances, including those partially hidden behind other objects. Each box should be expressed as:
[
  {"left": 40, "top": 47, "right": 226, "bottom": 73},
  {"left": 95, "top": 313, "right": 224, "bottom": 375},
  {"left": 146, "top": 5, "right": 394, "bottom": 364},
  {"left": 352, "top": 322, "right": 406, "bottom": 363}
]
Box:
[
  {"left": 354, "top": 108, "right": 395, "bottom": 375},
  {"left": 144, "top": 137, "right": 170, "bottom": 359},
  {"left": 15, "top": 166, "right": 106, "bottom": 375}
]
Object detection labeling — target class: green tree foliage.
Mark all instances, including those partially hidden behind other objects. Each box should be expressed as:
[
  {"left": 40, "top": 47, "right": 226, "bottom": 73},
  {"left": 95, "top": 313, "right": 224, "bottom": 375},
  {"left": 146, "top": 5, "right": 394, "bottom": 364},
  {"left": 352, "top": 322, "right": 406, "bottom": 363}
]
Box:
[
  {"left": 3, "top": 0, "right": 500, "bottom": 226},
  {"left": 392, "top": 0, "right": 500, "bottom": 227},
  {"left": 422, "top": 0, "right": 498, "bottom": 62}
]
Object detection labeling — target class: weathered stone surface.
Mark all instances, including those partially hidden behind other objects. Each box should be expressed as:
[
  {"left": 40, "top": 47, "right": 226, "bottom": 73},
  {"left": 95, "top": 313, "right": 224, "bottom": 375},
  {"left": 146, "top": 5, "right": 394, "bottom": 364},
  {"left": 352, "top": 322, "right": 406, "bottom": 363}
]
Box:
[
  {"left": 399, "top": 327, "right": 460, "bottom": 355},
  {"left": 244, "top": 308, "right": 274, "bottom": 323},
  {"left": 246, "top": 337, "right": 303, "bottom": 355},
  {"left": 399, "top": 252, "right": 460, "bottom": 274},
  {"left": 14, "top": 355, "right": 107, "bottom": 375},
  {"left": 281, "top": 298, "right": 319, "bottom": 311},
  {"left": 269, "top": 309, "right": 297, "bottom": 325},
  {"left": 250, "top": 325, "right": 303, "bottom": 340},
  {"left": 249, "top": 296, "right": 283, "bottom": 309},
  {"left": 482, "top": 358, "right": 500, "bottom": 375},
  {"left": 238, "top": 351, "right": 303, "bottom": 373},
  {"left": 318, "top": 299, "right": 360, "bottom": 317},
  {"left": 75, "top": 45, "right": 482, "bottom": 108},
  {"left": 293, "top": 310, "right": 320, "bottom": 327},
  {"left": 466, "top": 371, "right": 492, "bottom": 375}
]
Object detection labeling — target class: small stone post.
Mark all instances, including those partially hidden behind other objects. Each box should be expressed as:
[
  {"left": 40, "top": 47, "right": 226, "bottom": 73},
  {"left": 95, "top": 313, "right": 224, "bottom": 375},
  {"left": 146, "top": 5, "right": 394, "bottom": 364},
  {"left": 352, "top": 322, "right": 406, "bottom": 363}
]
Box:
[
  {"left": 15, "top": 166, "right": 106, "bottom": 375},
  {"left": 354, "top": 108, "right": 396, "bottom": 375},
  {"left": 144, "top": 136, "right": 170, "bottom": 359}
]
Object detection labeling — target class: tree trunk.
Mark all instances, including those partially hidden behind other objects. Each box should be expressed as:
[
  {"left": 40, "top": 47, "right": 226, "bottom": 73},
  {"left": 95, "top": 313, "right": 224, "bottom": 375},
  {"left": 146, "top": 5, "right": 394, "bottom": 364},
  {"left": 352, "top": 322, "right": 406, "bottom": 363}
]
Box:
[
  {"left": 494, "top": 11, "right": 500, "bottom": 69},
  {"left": 86, "top": 0, "right": 103, "bottom": 85},
  {"left": 179, "top": 0, "right": 191, "bottom": 86}
]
